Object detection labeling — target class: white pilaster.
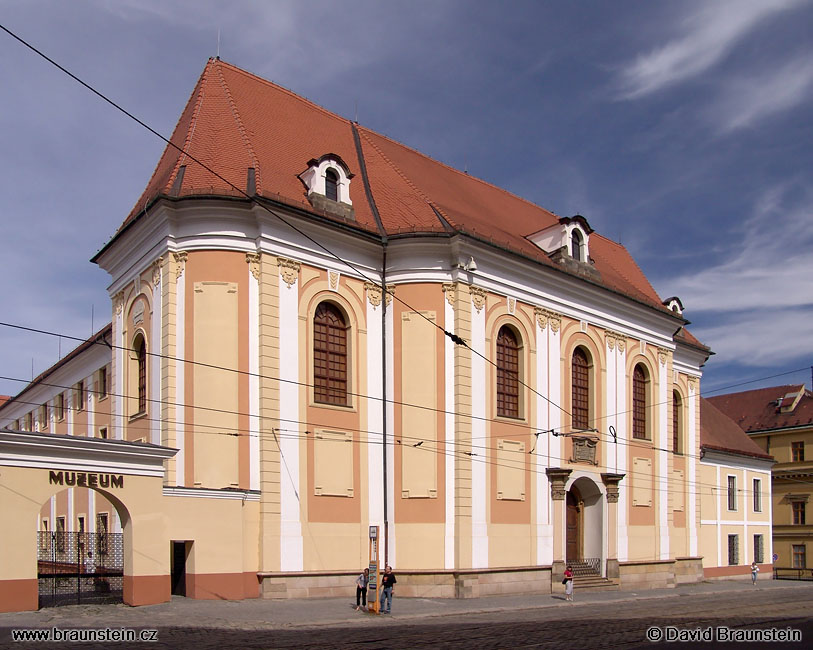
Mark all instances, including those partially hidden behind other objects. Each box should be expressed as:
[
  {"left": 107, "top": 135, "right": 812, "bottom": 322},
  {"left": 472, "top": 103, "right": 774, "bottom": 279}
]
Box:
[
  {"left": 687, "top": 380, "right": 698, "bottom": 557},
  {"left": 366, "top": 297, "right": 384, "bottom": 541},
  {"left": 151, "top": 274, "right": 162, "bottom": 445},
  {"left": 279, "top": 272, "right": 303, "bottom": 571},
  {"left": 658, "top": 359, "right": 669, "bottom": 560},
  {"left": 615, "top": 345, "right": 628, "bottom": 562},
  {"left": 248, "top": 265, "right": 260, "bottom": 491},
  {"left": 536, "top": 318, "right": 552, "bottom": 565},
  {"left": 444, "top": 297, "right": 456, "bottom": 568},
  {"left": 471, "top": 301, "right": 488, "bottom": 568},
  {"left": 175, "top": 272, "right": 186, "bottom": 484}
]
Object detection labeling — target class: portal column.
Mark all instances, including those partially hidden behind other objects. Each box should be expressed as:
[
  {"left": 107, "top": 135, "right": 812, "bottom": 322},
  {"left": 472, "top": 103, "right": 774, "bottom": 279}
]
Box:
[
  {"left": 602, "top": 472, "right": 625, "bottom": 579},
  {"left": 547, "top": 467, "right": 571, "bottom": 589}
]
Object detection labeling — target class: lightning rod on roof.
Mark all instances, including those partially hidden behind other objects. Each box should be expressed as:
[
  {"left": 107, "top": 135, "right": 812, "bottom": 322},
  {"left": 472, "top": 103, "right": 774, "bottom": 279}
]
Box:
[{"left": 217, "top": 28, "right": 221, "bottom": 60}]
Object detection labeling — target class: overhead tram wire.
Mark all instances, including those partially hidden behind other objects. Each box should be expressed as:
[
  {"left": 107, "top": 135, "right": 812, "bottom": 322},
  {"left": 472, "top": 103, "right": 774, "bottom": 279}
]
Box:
[
  {"left": 0, "top": 23, "right": 570, "bottom": 422},
  {"left": 1, "top": 324, "right": 809, "bottom": 464},
  {"left": 3, "top": 392, "right": 787, "bottom": 498}
]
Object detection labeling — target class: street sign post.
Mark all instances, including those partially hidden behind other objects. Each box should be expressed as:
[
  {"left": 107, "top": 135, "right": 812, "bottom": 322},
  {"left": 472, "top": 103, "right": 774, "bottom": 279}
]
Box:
[{"left": 368, "top": 526, "right": 379, "bottom": 614}]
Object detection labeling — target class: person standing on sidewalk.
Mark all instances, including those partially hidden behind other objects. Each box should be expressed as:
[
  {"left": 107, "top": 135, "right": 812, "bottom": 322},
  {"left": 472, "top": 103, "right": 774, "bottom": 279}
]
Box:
[
  {"left": 380, "top": 565, "right": 397, "bottom": 614},
  {"left": 564, "top": 565, "right": 574, "bottom": 602},
  {"left": 355, "top": 568, "right": 370, "bottom": 610},
  {"left": 751, "top": 561, "right": 759, "bottom": 585}
]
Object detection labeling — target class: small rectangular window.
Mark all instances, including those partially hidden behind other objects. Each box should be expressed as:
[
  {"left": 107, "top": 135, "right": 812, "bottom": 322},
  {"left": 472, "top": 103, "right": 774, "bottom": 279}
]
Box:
[
  {"left": 792, "top": 544, "right": 806, "bottom": 569},
  {"left": 792, "top": 501, "right": 806, "bottom": 525},
  {"left": 56, "top": 516, "right": 66, "bottom": 553},
  {"left": 753, "top": 478, "right": 762, "bottom": 512},
  {"left": 97, "top": 367, "right": 108, "bottom": 399},
  {"left": 727, "top": 475, "right": 737, "bottom": 511},
  {"left": 792, "top": 441, "right": 804, "bottom": 462},
  {"left": 98, "top": 427, "right": 108, "bottom": 440},
  {"left": 24, "top": 412, "right": 33, "bottom": 431},
  {"left": 39, "top": 403, "right": 49, "bottom": 430},
  {"left": 55, "top": 393, "right": 65, "bottom": 421},
  {"left": 753, "top": 534, "right": 764, "bottom": 564},
  {"left": 75, "top": 381, "right": 85, "bottom": 411},
  {"left": 97, "top": 513, "right": 109, "bottom": 555},
  {"left": 727, "top": 534, "right": 739, "bottom": 566}
]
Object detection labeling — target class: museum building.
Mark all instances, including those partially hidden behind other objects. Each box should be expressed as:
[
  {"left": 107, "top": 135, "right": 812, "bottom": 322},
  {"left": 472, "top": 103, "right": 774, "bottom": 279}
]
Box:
[{"left": 0, "top": 58, "right": 771, "bottom": 612}]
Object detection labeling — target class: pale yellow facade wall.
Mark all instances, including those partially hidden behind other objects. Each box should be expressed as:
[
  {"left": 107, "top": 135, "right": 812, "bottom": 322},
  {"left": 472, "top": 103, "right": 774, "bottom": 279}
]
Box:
[{"left": 395, "top": 523, "right": 446, "bottom": 569}]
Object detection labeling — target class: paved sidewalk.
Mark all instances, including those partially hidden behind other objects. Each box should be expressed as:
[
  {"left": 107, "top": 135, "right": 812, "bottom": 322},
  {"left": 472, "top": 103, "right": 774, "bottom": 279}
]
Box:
[{"left": 1, "top": 578, "right": 810, "bottom": 631}]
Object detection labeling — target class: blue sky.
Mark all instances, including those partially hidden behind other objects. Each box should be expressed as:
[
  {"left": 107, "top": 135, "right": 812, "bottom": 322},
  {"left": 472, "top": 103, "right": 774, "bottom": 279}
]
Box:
[{"left": 1, "top": 0, "right": 811, "bottom": 399}]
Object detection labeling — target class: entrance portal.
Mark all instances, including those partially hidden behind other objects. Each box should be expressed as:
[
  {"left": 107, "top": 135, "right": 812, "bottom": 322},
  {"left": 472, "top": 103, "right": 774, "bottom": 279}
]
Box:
[{"left": 566, "top": 489, "right": 581, "bottom": 562}]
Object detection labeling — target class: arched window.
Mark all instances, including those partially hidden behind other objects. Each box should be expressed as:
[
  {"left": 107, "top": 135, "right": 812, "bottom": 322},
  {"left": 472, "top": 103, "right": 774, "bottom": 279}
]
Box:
[
  {"left": 496, "top": 326, "right": 520, "bottom": 418},
  {"left": 571, "top": 229, "right": 583, "bottom": 261},
  {"left": 673, "top": 391, "right": 682, "bottom": 454},
  {"left": 325, "top": 168, "right": 339, "bottom": 202},
  {"left": 572, "top": 347, "right": 590, "bottom": 430},
  {"left": 314, "top": 302, "right": 348, "bottom": 405},
  {"left": 135, "top": 334, "right": 147, "bottom": 414},
  {"left": 632, "top": 364, "right": 648, "bottom": 439}
]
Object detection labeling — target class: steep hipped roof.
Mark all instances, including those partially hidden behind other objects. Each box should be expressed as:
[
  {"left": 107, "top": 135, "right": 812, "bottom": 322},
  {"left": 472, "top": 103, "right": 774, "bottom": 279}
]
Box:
[
  {"left": 700, "top": 398, "right": 773, "bottom": 460},
  {"left": 707, "top": 385, "right": 813, "bottom": 433},
  {"left": 115, "top": 58, "right": 695, "bottom": 322}
]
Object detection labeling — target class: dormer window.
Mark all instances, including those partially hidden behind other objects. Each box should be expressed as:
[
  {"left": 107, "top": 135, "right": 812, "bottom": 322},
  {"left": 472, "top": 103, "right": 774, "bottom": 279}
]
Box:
[
  {"left": 298, "top": 154, "right": 355, "bottom": 219},
  {"left": 526, "top": 214, "right": 598, "bottom": 280},
  {"left": 325, "top": 168, "right": 339, "bottom": 202},
  {"left": 663, "top": 297, "right": 684, "bottom": 316},
  {"left": 571, "top": 229, "right": 584, "bottom": 261}
]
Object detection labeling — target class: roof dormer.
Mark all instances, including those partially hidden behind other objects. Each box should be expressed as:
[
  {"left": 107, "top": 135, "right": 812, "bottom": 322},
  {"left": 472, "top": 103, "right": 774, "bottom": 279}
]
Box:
[
  {"left": 663, "top": 296, "right": 684, "bottom": 316},
  {"left": 526, "top": 215, "right": 599, "bottom": 280},
  {"left": 299, "top": 154, "right": 355, "bottom": 220}
]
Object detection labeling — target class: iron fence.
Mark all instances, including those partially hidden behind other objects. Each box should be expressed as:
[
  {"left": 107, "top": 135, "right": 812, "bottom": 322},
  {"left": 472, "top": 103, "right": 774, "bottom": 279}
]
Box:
[{"left": 37, "top": 531, "right": 124, "bottom": 608}]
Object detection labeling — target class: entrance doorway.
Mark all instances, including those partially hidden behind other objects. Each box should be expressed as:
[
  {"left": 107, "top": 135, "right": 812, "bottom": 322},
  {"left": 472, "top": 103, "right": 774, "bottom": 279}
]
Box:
[
  {"left": 171, "top": 541, "right": 190, "bottom": 596},
  {"left": 566, "top": 488, "right": 581, "bottom": 562}
]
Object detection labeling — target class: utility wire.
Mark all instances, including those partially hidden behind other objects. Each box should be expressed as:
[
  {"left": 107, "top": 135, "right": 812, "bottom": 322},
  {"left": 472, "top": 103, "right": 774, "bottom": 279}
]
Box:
[
  {"left": 2, "top": 321, "right": 809, "bottom": 456},
  {"left": 0, "top": 22, "right": 570, "bottom": 419}
]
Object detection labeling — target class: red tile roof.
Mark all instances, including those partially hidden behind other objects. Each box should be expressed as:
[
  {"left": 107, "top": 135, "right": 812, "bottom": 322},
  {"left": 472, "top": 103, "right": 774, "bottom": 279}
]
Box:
[
  {"left": 114, "top": 58, "right": 700, "bottom": 325},
  {"left": 707, "top": 385, "right": 813, "bottom": 433},
  {"left": 0, "top": 396, "right": 10, "bottom": 409},
  {"left": 700, "top": 398, "right": 773, "bottom": 460}
]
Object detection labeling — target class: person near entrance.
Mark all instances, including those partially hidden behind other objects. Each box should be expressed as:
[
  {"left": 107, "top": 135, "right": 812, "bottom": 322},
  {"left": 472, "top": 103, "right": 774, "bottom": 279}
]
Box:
[
  {"left": 355, "top": 568, "right": 369, "bottom": 610},
  {"left": 564, "top": 565, "right": 574, "bottom": 601},
  {"left": 750, "top": 561, "right": 759, "bottom": 585},
  {"left": 379, "top": 565, "right": 396, "bottom": 613}
]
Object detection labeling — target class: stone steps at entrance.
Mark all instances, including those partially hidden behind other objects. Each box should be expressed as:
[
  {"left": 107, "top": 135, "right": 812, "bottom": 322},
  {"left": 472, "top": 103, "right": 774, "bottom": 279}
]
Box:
[{"left": 572, "top": 576, "right": 619, "bottom": 591}]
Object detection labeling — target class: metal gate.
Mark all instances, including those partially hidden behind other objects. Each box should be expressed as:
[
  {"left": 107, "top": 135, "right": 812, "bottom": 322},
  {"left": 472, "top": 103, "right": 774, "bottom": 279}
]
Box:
[{"left": 37, "top": 531, "right": 124, "bottom": 608}]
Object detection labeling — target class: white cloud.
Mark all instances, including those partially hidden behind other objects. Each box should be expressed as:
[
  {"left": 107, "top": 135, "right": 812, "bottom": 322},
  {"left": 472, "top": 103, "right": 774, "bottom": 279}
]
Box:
[
  {"left": 662, "top": 181, "right": 813, "bottom": 367},
  {"left": 617, "top": 0, "right": 808, "bottom": 99},
  {"left": 708, "top": 54, "right": 813, "bottom": 132},
  {"left": 691, "top": 308, "right": 813, "bottom": 367},
  {"left": 664, "top": 181, "right": 813, "bottom": 312}
]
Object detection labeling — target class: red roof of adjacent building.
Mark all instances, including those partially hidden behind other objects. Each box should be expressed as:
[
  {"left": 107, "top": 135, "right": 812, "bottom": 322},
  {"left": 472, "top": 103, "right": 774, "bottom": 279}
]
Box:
[
  {"left": 700, "top": 398, "right": 773, "bottom": 460},
  {"left": 0, "top": 396, "right": 10, "bottom": 409},
  {"left": 707, "top": 385, "right": 813, "bottom": 433},
  {"left": 112, "top": 58, "right": 701, "bottom": 327}
]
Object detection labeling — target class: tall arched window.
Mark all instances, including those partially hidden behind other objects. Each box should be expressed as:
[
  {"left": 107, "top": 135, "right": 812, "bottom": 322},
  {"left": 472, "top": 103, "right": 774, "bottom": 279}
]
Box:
[
  {"left": 571, "top": 229, "right": 583, "bottom": 261},
  {"left": 572, "top": 347, "right": 590, "bottom": 430},
  {"left": 314, "top": 302, "right": 348, "bottom": 405},
  {"left": 135, "top": 335, "right": 147, "bottom": 414},
  {"left": 632, "top": 364, "right": 648, "bottom": 439},
  {"left": 673, "top": 391, "right": 682, "bottom": 453},
  {"left": 325, "top": 168, "right": 339, "bottom": 202},
  {"left": 496, "top": 326, "right": 520, "bottom": 418}
]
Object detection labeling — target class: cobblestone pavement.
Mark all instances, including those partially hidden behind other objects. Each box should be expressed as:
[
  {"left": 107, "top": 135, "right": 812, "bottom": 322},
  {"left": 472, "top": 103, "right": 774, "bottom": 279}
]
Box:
[{"left": 1, "top": 580, "right": 811, "bottom": 649}]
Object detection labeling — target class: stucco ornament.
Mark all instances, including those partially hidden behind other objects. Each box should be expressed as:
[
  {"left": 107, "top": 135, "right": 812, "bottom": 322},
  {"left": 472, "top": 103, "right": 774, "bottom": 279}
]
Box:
[
  {"left": 172, "top": 251, "right": 188, "bottom": 280},
  {"left": 277, "top": 257, "right": 301, "bottom": 288},
  {"left": 605, "top": 330, "right": 626, "bottom": 351},
  {"left": 658, "top": 347, "right": 669, "bottom": 366},
  {"left": 469, "top": 286, "right": 487, "bottom": 313},
  {"left": 151, "top": 257, "right": 163, "bottom": 287},
  {"left": 534, "top": 307, "right": 562, "bottom": 333},
  {"left": 441, "top": 283, "right": 456, "bottom": 307},
  {"left": 329, "top": 271, "right": 340, "bottom": 291},
  {"left": 245, "top": 253, "right": 261, "bottom": 281}
]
